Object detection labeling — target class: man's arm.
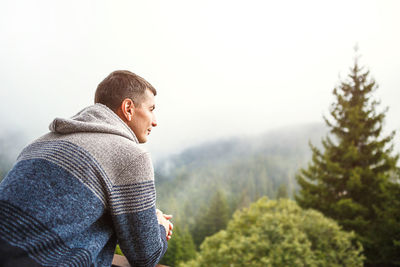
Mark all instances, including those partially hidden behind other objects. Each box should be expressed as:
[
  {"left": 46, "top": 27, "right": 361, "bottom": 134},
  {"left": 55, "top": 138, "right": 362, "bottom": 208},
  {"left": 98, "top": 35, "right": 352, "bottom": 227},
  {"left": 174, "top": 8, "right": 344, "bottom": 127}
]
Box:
[
  {"left": 111, "top": 207, "right": 167, "bottom": 266},
  {"left": 109, "top": 153, "right": 168, "bottom": 267}
]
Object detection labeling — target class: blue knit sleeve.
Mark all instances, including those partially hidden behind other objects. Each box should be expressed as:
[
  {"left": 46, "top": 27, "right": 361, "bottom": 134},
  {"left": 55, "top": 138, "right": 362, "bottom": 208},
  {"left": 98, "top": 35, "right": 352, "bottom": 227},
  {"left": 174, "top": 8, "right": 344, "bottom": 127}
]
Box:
[
  {"left": 112, "top": 207, "right": 167, "bottom": 266},
  {"left": 109, "top": 153, "right": 167, "bottom": 267}
]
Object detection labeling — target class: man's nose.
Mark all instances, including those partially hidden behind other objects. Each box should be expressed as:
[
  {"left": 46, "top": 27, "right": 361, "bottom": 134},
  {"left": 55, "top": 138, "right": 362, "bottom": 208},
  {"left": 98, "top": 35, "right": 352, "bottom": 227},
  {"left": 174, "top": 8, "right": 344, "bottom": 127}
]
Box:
[{"left": 152, "top": 116, "right": 157, "bottom": 127}]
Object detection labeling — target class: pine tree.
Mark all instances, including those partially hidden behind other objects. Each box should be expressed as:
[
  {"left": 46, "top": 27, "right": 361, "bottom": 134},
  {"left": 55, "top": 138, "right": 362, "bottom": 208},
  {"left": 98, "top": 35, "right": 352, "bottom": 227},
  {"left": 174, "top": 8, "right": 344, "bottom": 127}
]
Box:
[
  {"left": 160, "top": 225, "right": 196, "bottom": 266},
  {"left": 191, "top": 189, "right": 230, "bottom": 248},
  {"left": 276, "top": 183, "right": 288, "bottom": 199},
  {"left": 205, "top": 189, "right": 230, "bottom": 234},
  {"left": 296, "top": 54, "right": 400, "bottom": 266}
]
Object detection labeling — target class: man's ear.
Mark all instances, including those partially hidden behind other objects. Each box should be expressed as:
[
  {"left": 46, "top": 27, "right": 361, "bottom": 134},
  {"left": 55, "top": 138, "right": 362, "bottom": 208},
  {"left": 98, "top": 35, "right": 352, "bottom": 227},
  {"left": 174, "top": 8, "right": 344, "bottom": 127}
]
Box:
[{"left": 117, "top": 98, "right": 135, "bottom": 122}]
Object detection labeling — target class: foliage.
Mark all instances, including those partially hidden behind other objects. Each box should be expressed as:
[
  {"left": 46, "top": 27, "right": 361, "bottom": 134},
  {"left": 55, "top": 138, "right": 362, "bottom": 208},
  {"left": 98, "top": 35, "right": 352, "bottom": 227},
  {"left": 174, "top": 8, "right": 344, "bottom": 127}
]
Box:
[
  {"left": 160, "top": 226, "right": 196, "bottom": 266},
  {"left": 115, "top": 244, "right": 123, "bottom": 256},
  {"left": 181, "top": 198, "right": 364, "bottom": 267},
  {"left": 275, "top": 183, "right": 288, "bottom": 199},
  {"left": 296, "top": 56, "right": 400, "bottom": 266},
  {"left": 191, "top": 189, "right": 230, "bottom": 248},
  {"left": 371, "top": 180, "right": 400, "bottom": 266}
]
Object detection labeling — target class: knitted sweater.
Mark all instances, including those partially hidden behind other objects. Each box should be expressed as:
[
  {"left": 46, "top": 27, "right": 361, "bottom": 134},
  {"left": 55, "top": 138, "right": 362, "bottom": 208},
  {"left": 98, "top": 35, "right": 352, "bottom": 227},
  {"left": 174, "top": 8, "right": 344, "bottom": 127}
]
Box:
[{"left": 0, "top": 104, "right": 167, "bottom": 267}]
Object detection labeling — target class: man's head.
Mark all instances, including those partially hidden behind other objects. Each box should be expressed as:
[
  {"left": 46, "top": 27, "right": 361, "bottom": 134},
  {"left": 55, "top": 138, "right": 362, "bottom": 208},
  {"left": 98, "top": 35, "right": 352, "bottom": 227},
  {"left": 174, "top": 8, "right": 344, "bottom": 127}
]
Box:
[{"left": 95, "top": 70, "right": 157, "bottom": 143}]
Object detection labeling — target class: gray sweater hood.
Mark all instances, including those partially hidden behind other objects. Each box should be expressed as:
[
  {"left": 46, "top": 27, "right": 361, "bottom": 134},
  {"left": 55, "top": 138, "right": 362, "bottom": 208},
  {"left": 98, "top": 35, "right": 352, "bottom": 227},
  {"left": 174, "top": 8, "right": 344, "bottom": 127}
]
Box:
[{"left": 49, "top": 103, "right": 139, "bottom": 143}]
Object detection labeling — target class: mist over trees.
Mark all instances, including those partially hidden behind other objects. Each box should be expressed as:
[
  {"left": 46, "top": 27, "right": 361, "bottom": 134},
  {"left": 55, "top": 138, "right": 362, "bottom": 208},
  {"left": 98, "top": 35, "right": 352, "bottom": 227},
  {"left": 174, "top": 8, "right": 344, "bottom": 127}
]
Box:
[
  {"left": 155, "top": 123, "right": 327, "bottom": 265},
  {"left": 155, "top": 123, "right": 327, "bottom": 219},
  {"left": 0, "top": 129, "right": 27, "bottom": 181}
]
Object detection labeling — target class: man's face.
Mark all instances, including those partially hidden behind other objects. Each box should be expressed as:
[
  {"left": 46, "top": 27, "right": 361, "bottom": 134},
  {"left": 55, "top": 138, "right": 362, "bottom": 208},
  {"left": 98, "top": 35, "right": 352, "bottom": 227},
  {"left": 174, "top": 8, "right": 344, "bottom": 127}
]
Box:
[{"left": 129, "top": 89, "right": 157, "bottom": 143}]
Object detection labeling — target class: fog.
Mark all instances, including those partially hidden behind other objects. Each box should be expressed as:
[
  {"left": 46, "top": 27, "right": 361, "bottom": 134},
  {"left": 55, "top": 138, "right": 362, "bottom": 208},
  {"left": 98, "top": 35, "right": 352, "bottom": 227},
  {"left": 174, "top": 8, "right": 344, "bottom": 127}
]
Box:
[{"left": 1, "top": 0, "right": 399, "bottom": 161}]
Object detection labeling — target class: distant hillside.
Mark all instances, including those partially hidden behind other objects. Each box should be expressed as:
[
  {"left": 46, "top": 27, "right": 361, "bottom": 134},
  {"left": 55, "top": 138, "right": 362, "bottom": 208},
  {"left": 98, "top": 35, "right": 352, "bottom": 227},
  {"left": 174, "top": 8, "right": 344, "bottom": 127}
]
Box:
[
  {"left": 154, "top": 123, "right": 328, "bottom": 226},
  {"left": 0, "top": 129, "right": 28, "bottom": 181},
  {"left": 156, "top": 123, "right": 326, "bottom": 174}
]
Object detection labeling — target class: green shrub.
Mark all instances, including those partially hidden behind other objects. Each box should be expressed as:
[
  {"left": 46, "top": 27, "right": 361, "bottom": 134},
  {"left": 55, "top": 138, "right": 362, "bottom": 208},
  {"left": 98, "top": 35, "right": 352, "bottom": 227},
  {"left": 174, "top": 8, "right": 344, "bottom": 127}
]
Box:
[
  {"left": 181, "top": 197, "right": 364, "bottom": 267},
  {"left": 115, "top": 244, "right": 123, "bottom": 256}
]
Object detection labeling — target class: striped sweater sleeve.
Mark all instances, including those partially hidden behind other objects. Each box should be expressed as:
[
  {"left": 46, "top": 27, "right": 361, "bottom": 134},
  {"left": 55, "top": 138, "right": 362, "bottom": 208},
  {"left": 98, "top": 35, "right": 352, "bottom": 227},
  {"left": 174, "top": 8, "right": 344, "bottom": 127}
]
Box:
[{"left": 109, "top": 152, "right": 167, "bottom": 267}]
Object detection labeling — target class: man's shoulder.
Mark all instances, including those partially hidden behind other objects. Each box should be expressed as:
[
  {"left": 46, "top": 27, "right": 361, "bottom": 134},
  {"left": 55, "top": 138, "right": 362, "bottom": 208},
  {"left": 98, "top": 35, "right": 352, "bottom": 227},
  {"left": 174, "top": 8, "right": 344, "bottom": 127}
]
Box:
[
  {"left": 29, "top": 131, "right": 154, "bottom": 183},
  {"left": 38, "top": 131, "right": 144, "bottom": 155},
  {"left": 33, "top": 131, "right": 147, "bottom": 166}
]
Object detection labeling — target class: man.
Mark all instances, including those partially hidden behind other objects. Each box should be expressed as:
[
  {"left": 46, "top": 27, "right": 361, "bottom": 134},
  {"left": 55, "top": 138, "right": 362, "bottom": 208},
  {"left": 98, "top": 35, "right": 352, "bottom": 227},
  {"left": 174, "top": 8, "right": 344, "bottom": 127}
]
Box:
[{"left": 0, "top": 70, "right": 172, "bottom": 266}]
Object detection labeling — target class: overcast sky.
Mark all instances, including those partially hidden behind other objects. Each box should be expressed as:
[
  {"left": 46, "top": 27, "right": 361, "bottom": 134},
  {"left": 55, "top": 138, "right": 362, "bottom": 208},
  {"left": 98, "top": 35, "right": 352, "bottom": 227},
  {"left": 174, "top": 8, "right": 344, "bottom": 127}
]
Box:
[{"left": 1, "top": 0, "right": 399, "bottom": 160}]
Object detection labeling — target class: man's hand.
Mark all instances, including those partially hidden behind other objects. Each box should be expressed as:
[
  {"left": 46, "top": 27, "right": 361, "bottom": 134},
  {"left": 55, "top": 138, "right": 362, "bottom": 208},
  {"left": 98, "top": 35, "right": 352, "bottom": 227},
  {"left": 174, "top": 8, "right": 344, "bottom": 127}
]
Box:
[{"left": 156, "top": 209, "right": 173, "bottom": 241}]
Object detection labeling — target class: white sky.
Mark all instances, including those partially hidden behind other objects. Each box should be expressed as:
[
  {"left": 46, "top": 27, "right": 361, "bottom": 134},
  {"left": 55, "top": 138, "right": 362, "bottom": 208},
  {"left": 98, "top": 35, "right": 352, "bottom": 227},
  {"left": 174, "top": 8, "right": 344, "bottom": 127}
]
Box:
[{"left": 1, "top": 0, "right": 399, "bottom": 160}]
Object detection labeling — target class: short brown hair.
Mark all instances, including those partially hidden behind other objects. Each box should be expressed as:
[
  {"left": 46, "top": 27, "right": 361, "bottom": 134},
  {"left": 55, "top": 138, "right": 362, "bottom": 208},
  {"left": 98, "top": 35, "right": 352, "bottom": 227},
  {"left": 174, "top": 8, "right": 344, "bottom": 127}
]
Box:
[{"left": 94, "top": 70, "right": 157, "bottom": 111}]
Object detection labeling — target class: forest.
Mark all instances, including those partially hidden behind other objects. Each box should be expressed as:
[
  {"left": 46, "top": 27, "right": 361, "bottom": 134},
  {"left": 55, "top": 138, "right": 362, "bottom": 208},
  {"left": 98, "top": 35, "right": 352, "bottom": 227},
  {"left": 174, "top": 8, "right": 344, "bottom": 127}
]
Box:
[
  {"left": 154, "top": 58, "right": 400, "bottom": 266},
  {"left": 1, "top": 57, "right": 399, "bottom": 266}
]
